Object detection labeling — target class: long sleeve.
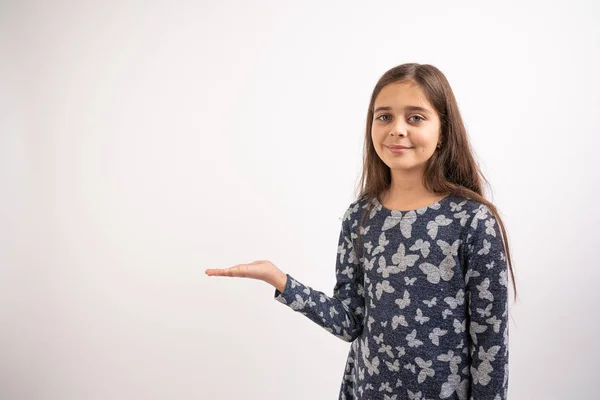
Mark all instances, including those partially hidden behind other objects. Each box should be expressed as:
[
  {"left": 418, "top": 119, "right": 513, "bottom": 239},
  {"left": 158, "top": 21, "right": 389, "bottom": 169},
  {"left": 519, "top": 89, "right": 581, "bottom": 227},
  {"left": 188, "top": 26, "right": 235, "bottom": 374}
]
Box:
[
  {"left": 465, "top": 204, "right": 510, "bottom": 400},
  {"left": 273, "top": 214, "right": 365, "bottom": 342}
]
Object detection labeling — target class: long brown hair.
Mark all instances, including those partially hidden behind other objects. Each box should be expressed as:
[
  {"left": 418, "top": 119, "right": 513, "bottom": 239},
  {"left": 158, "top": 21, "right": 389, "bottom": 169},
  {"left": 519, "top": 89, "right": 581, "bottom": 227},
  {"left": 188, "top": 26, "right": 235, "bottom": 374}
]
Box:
[{"left": 353, "top": 63, "right": 517, "bottom": 301}]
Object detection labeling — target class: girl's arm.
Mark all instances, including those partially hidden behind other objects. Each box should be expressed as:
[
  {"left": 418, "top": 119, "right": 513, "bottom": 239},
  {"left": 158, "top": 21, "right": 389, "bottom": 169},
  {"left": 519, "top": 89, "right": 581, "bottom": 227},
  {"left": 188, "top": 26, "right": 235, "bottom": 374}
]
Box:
[
  {"left": 465, "top": 204, "right": 510, "bottom": 399},
  {"left": 273, "top": 216, "right": 365, "bottom": 342}
]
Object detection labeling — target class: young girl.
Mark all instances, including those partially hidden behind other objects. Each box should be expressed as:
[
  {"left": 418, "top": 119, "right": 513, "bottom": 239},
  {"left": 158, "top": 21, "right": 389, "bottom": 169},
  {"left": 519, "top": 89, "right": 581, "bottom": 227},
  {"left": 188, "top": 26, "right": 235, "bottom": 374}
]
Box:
[{"left": 205, "top": 63, "right": 517, "bottom": 400}]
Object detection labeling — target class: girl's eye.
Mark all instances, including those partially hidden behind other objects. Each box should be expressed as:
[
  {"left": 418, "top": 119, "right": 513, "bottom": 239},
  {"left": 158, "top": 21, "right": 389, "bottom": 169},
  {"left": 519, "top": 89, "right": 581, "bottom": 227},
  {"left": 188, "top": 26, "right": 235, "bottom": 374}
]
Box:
[{"left": 376, "top": 114, "right": 424, "bottom": 123}]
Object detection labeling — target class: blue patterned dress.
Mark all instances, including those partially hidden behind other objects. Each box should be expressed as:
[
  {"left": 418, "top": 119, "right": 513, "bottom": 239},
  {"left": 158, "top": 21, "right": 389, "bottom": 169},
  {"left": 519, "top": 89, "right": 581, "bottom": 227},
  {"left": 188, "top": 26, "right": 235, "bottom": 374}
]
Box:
[{"left": 274, "top": 194, "right": 509, "bottom": 400}]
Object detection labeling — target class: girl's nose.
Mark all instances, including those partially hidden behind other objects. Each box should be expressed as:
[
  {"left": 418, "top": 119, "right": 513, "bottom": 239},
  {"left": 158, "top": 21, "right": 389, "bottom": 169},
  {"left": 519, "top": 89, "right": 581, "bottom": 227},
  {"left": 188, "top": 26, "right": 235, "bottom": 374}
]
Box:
[
  {"left": 390, "top": 128, "right": 407, "bottom": 137},
  {"left": 390, "top": 120, "right": 408, "bottom": 137}
]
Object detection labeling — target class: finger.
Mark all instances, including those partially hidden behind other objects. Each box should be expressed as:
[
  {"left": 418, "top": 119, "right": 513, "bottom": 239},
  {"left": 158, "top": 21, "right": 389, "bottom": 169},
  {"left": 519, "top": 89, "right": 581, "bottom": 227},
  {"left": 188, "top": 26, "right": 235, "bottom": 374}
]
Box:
[
  {"left": 206, "top": 265, "right": 247, "bottom": 277},
  {"left": 205, "top": 268, "right": 231, "bottom": 276},
  {"left": 231, "top": 265, "right": 248, "bottom": 277}
]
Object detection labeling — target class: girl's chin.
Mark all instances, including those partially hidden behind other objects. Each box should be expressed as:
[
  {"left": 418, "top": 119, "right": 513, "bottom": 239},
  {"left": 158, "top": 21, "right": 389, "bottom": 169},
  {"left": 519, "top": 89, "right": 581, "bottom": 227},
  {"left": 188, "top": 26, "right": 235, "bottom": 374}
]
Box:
[{"left": 386, "top": 161, "right": 427, "bottom": 171}]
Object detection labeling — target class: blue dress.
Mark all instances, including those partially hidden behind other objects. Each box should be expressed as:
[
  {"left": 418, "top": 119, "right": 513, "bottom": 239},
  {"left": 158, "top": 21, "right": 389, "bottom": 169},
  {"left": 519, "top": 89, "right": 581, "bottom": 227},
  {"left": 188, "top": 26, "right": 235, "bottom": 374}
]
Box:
[{"left": 274, "top": 194, "right": 509, "bottom": 399}]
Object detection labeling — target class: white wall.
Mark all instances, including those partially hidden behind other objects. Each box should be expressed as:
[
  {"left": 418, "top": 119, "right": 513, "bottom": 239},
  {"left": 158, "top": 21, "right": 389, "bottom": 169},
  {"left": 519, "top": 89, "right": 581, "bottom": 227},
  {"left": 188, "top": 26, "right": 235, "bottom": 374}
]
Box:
[{"left": 1, "top": 1, "right": 599, "bottom": 399}]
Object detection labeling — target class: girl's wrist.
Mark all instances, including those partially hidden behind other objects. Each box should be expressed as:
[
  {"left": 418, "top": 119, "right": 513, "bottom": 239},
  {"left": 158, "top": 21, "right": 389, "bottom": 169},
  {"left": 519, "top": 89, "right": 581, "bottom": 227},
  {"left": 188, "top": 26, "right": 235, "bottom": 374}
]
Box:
[{"left": 269, "top": 268, "right": 288, "bottom": 293}]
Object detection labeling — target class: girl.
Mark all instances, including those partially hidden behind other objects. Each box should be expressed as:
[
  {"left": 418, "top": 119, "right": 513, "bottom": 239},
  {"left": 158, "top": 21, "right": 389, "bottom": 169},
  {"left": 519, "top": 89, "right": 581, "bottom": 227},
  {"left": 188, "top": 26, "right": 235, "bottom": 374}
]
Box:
[{"left": 205, "top": 63, "right": 517, "bottom": 400}]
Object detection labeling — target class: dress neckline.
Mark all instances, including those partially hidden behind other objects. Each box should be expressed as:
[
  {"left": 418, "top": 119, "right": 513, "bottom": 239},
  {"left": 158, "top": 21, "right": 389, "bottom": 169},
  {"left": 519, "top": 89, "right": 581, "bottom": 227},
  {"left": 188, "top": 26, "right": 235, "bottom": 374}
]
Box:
[{"left": 373, "top": 193, "right": 454, "bottom": 214}]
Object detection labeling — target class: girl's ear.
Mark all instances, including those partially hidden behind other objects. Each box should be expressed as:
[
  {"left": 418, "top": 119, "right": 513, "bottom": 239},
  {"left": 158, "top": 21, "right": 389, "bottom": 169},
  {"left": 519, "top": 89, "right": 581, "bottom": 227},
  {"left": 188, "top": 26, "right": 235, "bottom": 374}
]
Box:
[{"left": 437, "top": 132, "right": 444, "bottom": 148}]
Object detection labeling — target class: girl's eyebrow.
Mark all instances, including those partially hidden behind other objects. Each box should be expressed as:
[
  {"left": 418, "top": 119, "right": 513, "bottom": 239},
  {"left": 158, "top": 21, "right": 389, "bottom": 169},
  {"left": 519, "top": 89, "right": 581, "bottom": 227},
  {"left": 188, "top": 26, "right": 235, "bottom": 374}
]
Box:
[{"left": 374, "top": 105, "right": 431, "bottom": 114}]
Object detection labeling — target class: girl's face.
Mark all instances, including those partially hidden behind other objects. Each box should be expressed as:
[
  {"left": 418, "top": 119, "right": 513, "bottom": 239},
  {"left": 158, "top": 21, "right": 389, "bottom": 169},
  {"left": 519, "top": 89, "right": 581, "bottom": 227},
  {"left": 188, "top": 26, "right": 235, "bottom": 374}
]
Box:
[{"left": 371, "top": 81, "right": 442, "bottom": 175}]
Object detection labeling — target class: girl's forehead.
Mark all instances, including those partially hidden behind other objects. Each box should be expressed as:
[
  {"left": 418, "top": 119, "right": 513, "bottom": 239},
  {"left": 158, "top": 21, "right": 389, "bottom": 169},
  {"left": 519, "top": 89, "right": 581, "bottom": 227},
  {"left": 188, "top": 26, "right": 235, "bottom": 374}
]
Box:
[{"left": 375, "top": 82, "right": 433, "bottom": 111}]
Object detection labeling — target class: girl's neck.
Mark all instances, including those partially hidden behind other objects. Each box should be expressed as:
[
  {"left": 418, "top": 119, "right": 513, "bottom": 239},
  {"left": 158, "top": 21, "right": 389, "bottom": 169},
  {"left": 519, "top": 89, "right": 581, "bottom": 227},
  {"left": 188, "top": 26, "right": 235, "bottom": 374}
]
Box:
[{"left": 381, "top": 185, "right": 445, "bottom": 211}]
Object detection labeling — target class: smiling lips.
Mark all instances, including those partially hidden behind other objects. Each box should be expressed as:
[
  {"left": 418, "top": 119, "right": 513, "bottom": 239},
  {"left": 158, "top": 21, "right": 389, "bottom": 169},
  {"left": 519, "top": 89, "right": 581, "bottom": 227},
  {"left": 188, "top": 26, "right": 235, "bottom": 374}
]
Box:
[{"left": 387, "top": 145, "right": 413, "bottom": 153}]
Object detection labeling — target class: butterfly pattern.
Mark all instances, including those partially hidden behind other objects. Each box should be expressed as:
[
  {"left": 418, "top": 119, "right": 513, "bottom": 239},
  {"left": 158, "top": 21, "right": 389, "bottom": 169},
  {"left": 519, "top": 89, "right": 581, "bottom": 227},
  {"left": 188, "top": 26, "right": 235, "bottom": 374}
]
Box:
[{"left": 274, "top": 195, "right": 509, "bottom": 399}]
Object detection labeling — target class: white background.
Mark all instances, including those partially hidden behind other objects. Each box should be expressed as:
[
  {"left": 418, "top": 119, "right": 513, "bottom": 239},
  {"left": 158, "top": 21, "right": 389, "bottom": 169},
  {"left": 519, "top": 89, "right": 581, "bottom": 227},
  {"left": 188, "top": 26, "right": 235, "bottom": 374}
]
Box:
[{"left": 1, "top": 1, "right": 599, "bottom": 399}]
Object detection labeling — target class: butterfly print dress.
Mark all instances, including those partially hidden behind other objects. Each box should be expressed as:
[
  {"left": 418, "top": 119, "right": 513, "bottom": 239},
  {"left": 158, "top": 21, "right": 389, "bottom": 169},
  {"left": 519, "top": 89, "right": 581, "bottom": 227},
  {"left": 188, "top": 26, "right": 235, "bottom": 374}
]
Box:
[{"left": 274, "top": 195, "right": 509, "bottom": 400}]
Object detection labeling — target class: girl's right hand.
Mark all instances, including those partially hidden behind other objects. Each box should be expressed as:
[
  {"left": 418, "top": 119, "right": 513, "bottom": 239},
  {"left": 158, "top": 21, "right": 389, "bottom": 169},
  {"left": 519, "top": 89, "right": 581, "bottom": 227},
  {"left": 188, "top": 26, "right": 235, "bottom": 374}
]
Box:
[{"left": 205, "top": 260, "right": 288, "bottom": 291}]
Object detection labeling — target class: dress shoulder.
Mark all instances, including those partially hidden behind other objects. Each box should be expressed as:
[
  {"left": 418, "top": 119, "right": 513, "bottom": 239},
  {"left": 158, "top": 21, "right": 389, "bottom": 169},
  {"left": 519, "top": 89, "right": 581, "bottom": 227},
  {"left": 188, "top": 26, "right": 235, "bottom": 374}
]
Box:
[{"left": 341, "top": 198, "right": 368, "bottom": 225}]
